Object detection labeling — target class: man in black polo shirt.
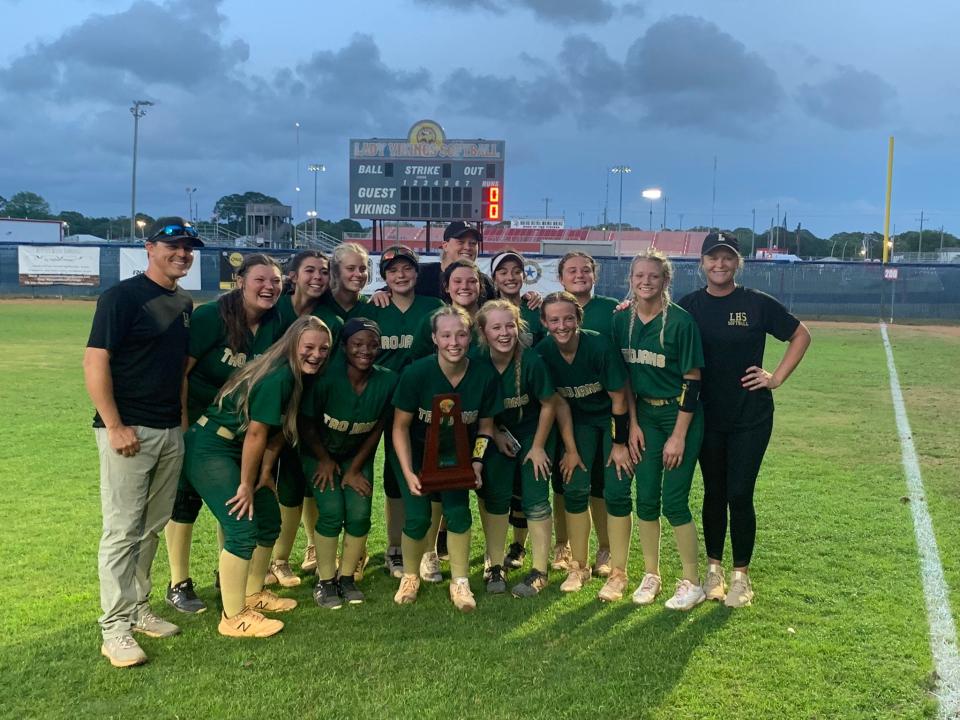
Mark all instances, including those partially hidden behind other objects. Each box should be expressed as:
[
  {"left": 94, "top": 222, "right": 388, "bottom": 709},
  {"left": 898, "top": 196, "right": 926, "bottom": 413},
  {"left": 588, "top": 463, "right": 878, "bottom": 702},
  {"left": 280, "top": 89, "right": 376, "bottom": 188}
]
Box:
[{"left": 83, "top": 217, "right": 202, "bottom": 668}]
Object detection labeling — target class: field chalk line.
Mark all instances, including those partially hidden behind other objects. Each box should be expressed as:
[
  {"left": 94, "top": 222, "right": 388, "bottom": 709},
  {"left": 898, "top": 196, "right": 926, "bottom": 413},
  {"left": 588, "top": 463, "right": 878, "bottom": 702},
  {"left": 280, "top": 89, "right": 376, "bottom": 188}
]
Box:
[{"left": 881, "top": 322, "right": 960, "bottom": 718}]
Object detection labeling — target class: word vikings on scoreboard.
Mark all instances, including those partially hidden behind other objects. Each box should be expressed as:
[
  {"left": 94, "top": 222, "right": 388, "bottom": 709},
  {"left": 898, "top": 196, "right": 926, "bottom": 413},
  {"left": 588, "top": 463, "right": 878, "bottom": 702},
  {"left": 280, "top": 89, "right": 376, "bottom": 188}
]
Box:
[{"left": 350, "top": 119, "right": 505, "bottom": 223}]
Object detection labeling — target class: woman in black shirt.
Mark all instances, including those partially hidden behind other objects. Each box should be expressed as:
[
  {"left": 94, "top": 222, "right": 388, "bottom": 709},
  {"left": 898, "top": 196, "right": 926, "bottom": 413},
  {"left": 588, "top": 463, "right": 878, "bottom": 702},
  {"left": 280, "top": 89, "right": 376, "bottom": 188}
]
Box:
[{"left": 678, "top": 232, "right": 811, "bottom": 608}]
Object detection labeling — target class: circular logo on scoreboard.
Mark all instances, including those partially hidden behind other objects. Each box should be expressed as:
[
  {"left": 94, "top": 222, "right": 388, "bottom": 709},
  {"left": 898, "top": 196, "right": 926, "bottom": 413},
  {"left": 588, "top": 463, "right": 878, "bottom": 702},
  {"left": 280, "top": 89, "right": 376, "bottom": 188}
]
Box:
[
  {"left": 523, "top": 260, "right": 542, "bottom": 285},
  {"left": 408, "top": 119, "right": 445, "bottom": 149},
  {"left": 228, "top": 251, "right": 244, "bottom": 268}
]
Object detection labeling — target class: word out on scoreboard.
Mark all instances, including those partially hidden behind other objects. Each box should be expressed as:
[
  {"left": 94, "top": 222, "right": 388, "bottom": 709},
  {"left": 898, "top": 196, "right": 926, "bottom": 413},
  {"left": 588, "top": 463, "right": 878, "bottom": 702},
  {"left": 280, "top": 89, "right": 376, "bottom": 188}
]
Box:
[{"left": 350, "top": 120, "right": 505, "bottom": 222}]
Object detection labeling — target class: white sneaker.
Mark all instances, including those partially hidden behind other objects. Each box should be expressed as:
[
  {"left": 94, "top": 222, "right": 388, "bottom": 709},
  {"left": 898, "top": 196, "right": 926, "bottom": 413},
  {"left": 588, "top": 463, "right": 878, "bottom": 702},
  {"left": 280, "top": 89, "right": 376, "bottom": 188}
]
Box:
[
  {"left": 419, "top": 551, "right": 442, "bottom": 583},
  {"left": 664, "top": 578, "right": 706, "bottom": 612},
  {"left": 384, "top": 545, "right": 404, "bottom": 579},
  {"left": 704, "top": 563, "right": 727, "bottom": 601},
  {"left": 631, "top": 573, "right": 662, "bottom": 605},
  {"left": 724, "top": 571, "right": 754, "bottom": 608},
  {"left": 449, "top": 577, "right": 477, "bottom": 612}
]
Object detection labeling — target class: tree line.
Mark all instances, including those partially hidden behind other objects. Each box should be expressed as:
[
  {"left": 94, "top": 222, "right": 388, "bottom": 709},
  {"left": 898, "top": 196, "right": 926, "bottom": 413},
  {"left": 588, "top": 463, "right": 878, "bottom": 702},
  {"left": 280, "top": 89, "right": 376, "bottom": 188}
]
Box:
[{"left": 2, "top": 189, "right": 955, "bottom": 256}]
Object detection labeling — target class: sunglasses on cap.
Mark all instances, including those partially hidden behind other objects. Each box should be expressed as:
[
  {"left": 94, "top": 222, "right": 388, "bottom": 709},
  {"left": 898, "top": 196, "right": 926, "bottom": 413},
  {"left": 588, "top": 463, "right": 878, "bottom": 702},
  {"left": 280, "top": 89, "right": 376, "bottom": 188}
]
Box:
[{"left": 148, "top": 223, "right": 199, "bottom": 241}]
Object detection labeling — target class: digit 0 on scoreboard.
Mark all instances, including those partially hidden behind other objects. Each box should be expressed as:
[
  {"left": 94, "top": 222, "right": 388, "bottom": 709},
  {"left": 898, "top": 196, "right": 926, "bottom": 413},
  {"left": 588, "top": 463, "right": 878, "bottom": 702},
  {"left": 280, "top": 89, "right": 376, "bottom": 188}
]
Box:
[{"left": 484, "top": 184, "right": 501, "bottom": 221}]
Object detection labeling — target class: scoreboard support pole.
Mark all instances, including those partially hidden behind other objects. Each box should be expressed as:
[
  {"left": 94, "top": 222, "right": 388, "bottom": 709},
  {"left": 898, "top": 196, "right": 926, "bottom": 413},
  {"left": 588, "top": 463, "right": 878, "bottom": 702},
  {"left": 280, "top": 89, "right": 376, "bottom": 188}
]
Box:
[{"left": 425, "top": 222, "right": 431, "bottom": 254}]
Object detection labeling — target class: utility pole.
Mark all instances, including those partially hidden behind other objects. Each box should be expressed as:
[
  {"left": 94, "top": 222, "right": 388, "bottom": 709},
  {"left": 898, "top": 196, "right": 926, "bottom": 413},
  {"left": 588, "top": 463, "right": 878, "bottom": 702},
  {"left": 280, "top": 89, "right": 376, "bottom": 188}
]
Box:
[
  {"left": 662, "top": 196, "right": 667, "bottom": 230},
  {"left": 710, "top": 155, "right": 717, "bottom": 229},
  {"left": 578, "top": 211, "right": 584, "bottom": 228},
  {"left": 130, "top": 100, "right": 153, "bottom": 241},
  {"left": 611, "top": 166, "right": 631, "bottom": 233},
  {"left": 603, "top": 170, "right": 610, "bottom": 227},
  {"left": 751, "top": 208, "right": 756, "bottom": 257},
  {"left": 542, "top": 197, "right": 551, "bottom": 218},
  {"left": 917, "top": 209, "right": 925, "bottom": 256}
]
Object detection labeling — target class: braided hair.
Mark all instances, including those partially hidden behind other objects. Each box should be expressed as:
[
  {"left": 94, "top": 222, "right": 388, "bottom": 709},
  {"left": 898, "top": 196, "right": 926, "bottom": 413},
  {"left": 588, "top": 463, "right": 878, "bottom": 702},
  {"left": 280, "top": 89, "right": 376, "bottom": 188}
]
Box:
[
  {"left": 476, "top": 299, "right": 528, "bottom": 421},
  {"left": 626, "top": 249, "right": 673, "bottom": 349}
]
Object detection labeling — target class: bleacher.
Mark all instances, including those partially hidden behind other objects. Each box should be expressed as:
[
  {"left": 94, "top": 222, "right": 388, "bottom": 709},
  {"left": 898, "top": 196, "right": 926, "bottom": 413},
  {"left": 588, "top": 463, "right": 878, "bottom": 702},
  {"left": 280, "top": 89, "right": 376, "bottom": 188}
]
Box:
[{"left": 344, "top": 226, "right": 709, "bottom": 257}]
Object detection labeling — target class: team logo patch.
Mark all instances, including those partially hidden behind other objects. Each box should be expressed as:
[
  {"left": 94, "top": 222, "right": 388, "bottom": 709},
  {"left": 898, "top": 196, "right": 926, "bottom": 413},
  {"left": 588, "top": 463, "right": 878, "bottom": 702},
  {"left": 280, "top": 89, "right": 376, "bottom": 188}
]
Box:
[{"left": 523, "top": 260, "right": 542, "bottom": 285}]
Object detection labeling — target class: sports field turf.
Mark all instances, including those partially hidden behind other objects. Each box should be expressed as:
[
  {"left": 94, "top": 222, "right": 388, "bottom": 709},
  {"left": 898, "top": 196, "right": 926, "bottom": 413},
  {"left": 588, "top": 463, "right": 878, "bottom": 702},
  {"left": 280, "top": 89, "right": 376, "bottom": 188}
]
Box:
[{"left": 1, "top": 300, "right": 957, "bottom": 719}]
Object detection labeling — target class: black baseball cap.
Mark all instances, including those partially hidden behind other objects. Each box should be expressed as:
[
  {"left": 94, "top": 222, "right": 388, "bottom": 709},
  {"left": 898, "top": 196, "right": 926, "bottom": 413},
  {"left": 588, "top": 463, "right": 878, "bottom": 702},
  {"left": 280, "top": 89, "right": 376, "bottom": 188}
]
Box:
[
  {"left": 443, "top": 220, "right": 480, "bottom": 242},
  {"left": 379, "top": 245, "right": 419, "bottom": 275},
  {"left": 146, "top": 216, "right": 204, "bottom": 248},
  {"left": 701, "top": 232, "right": 740, "bottom": 256},
  {"left": 341, "top": 317, "right": 381, "bottom": 344}
]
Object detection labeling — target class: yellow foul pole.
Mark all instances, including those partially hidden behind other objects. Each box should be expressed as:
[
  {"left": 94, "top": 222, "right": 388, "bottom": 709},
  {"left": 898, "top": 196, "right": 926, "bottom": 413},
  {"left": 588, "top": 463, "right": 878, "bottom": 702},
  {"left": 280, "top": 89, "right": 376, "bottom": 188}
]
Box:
[{"left": 883, "top": 136, "right": 894, "bottom": 263}]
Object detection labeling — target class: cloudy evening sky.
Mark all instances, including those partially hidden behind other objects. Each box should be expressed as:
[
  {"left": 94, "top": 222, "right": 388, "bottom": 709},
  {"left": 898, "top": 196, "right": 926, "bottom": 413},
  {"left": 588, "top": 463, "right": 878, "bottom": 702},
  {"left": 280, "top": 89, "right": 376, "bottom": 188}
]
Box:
[{"left": 2, "top": 0, "right": 958, "bottom": 237}]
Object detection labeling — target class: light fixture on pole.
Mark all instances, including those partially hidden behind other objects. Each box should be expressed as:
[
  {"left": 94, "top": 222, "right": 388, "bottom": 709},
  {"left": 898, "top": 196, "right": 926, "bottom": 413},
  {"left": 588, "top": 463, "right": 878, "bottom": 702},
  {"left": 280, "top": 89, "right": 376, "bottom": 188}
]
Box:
[
  {"left": 306, "top": 210, "right": 318, "bottom": 237},
  {"left": 642, "top": 188, "right": 662, "bottom": 231},
  {"left": 185, "top": 187, "right": 197, "bottom": 223},
  {"left": 308, "top": 163, "right": 325, "bottom": 234},
  {"left": 610, "top": 165, "right": 631, "bottom": 233},
  {"left": 130, "top": 99, "right": 154, "bottom": 241},
  {"left": 136, "top": 219, "right": 146, "bottom": 240}
]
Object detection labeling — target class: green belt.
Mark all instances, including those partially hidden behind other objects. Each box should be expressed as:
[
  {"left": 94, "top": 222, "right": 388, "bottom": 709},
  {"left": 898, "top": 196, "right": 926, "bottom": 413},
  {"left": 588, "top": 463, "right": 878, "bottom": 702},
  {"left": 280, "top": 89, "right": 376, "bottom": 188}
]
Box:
[{"left": 196, "top": 415, "right": 236, "bottom": 441}]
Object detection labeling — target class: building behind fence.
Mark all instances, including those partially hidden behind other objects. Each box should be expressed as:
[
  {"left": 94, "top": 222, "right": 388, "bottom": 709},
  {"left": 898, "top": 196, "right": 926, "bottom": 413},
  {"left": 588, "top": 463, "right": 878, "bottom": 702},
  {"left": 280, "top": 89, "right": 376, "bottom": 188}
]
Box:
[{"left": 1, "top": 243, "right": 957, "bottom": 322}]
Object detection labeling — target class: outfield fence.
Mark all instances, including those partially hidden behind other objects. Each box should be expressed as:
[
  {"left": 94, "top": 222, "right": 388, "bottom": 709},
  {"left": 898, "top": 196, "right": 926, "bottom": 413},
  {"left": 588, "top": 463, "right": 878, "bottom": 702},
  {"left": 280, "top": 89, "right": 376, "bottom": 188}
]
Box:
[{"left": 1, "top": 243, "right": 958, "bottom": 321}]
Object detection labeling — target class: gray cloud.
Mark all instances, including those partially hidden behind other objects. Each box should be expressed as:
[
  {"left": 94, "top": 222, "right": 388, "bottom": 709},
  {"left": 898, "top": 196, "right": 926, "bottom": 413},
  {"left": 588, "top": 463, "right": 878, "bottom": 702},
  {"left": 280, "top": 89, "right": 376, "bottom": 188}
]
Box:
[
  {"left": 439, "top": 68, "right": 571, "bottom": 122},
  {"left": 558, "top": 34, "right": 623, "bottom": 109},
  {"left": 797, "top": 65, "right": 897, "bottom": 130},
  {"left": 412, "top": 0, "right": 615, "bottom": 24},
  {"left": 620, "top": 2, "right": 645, "bottom": 18},
  {"left": 623, "top": 15, "right": 783, "bottom": 136},
  {"left": 0, "top": 0, "right": 248, "bottom": 96}
]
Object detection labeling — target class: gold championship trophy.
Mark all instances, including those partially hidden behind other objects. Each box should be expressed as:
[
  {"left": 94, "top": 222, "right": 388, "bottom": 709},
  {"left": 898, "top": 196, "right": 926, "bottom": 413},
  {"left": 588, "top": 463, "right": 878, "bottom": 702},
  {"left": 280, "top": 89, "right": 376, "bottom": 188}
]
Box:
[{"left": 418, "top": 394, "right": 476, "bottom": 492}]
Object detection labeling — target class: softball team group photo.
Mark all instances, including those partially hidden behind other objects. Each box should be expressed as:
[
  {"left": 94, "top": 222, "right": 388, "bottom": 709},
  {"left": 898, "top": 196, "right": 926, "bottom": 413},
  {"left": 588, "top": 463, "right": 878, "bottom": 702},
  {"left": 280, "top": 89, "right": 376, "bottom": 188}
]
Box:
[{"left": 85, "top": 218, "right": 810, "bottom": 668}]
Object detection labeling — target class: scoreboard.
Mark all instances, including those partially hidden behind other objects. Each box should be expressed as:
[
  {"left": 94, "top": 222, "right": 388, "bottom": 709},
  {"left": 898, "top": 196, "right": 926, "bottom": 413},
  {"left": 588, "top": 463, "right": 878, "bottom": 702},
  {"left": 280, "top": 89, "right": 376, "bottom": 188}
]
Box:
[{"left": 349, "top": 120, "right": 504, "bottom": 223}]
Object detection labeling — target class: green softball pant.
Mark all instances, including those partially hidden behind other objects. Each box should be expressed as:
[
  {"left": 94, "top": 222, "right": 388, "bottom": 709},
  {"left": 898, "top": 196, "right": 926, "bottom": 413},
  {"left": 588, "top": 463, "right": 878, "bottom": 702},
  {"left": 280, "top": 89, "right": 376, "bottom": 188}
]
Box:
[
  {"left": 302, "top": 454, "right": 375, "bottom": 538},
  {"left": 480, "top": 430, "right": 556, "bottom": 520},
  {"left": 606, "top": 402, "right": 703, "bottom": 526},
  {"left": 277, "top": 445, "right": 312, "bottom": 508},
  {"left": 549, "top": 424, "right": 611, "bottom": 514},
  {"left": 183, "top": 424, "right": 281, "bottom": 560},
  {"left": 397, "top": 443, "right": 472, "bottom": 539}
]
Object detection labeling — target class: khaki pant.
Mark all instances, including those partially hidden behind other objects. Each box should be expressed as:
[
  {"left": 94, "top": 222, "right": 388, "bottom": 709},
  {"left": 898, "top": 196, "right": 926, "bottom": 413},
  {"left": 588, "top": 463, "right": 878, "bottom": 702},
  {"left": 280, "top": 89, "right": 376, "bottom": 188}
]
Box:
[{"left": 95, "top": 426, "right": 182, "bottom": 640}]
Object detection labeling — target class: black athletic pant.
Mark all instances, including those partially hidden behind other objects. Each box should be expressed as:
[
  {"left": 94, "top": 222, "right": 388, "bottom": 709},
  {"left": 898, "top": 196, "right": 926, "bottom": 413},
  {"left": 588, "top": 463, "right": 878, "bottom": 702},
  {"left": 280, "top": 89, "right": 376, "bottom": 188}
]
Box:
[{"left": 699, "top": 417, "right": 773, "bottom": 568}]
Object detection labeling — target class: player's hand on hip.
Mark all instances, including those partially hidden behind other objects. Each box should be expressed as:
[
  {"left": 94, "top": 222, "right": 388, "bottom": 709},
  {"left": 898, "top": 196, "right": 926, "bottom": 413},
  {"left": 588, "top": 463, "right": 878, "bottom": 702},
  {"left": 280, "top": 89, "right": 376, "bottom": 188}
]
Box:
[
  {"left": 742, "top": 366, "right": 780, "bottom": 391},
  {"left": 108, "top": 425, "right": 141, "bottom": 457}
]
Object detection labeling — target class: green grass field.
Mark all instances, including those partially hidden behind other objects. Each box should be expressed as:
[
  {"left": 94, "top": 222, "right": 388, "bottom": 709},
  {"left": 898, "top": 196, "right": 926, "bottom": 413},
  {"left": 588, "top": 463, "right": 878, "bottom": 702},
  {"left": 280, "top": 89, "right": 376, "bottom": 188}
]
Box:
[{"left": 1, "top": 300, "right": 958, "bottom": 720}]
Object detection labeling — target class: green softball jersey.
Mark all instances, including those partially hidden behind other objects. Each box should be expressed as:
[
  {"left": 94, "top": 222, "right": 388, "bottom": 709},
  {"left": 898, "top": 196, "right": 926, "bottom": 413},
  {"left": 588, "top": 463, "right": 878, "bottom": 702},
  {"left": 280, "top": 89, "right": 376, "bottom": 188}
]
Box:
[
  {"left": 362, "top": 295, "right": 444, "bottom": 372},
  {"left": 201, "top": 362, "right": 297, "bottom": 440},
  {"left": 392, "top": 355, "right": 503, "bottom": 457},
  {"left": 186, "top": 302, "right": 284, "bottom": 424},
  {"left": 275, "top": 293, "right": 344, "bottom": 345},
  {"left": 319, "top": 292, "right": 371, "bottom": 322},
  {"left": 301, "top": 357, "right": 398, "bottom": 458},
  {"left": 611, "top": 302, "right": 704, "bottom": 399},
  {"left": 535, "top": 328, "right": 627, "bottom": 429},
  {"left": 520, "top": 303, "right": 546, "bottom": 347},
  {"left": 582, "top": 295, "right": 619, "bottom": 338},
  {"left": 410, "top": 313, "right": 483, "bottom": 360},
  {"left": 480, "top": 346, "right": 555, "bottom": 439}
]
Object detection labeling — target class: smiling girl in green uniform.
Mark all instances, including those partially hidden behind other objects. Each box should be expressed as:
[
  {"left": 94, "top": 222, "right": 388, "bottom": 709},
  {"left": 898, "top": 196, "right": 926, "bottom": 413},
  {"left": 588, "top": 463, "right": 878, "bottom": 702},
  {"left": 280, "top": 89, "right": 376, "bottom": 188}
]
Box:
[
  {"left": 362, "top": 246, "right": 444, "bottom": 578},
  {"left": 556, "top": 251, "right": 620, "bottom": 576},
  {"left": 300, "top": 318, "right": 398, "bottom": 608},
  {"left": 319, "top": 242, "right": 371, "bottom": 321},
  {"left": 607, "top": 250, "right": 707, "bottom": 611},
  {"left": 164, "top": 254, "right": 284, "bottom": 614},
  {"left": 267, "top": 251, "right": 345, "bottom": 585},
  {"left": 410, "top": 259, "right": 486, "bottom": 359},
  {"left": 392, "top": 306, "right": 502, "bottom": 612},
  {"left": 183, "top": 315, "right": 332, "bottom": 637},
  {"left": 475, "top": 300, "right": 575, "bottom": 597},
  {"left": 536, "top": 292, "right": 632, "bottom": 593}
]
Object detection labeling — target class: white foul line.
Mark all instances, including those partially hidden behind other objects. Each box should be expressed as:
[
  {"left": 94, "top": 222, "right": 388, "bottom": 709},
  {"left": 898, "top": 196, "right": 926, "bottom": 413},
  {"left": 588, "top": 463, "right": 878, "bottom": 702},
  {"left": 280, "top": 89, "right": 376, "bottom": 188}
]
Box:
[{"left": 881, "top": 322, "right": 960, "bottom": 719}]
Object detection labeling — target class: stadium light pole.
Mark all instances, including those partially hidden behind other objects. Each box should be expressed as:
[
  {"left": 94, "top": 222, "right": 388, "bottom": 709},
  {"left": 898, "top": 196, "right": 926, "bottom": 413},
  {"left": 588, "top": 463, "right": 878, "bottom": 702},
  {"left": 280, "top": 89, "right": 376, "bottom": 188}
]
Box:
[
  {"left": 642, "top": 188, "right": 662, "bottom": 231},
  {"left": 611, "top": 166, "right": 631, "bottom": 233},
  {"left": 294, "top": 122, "right": 302, "bottom": 225},
  {"left": 185, "top": 187, "right": 196, "bottom": 223},
  {"left": 308, "top": 163, "right": 326, "bottom": 235},
  {"left": 130, "top": 100, "right": 154, "bottom": 241}
]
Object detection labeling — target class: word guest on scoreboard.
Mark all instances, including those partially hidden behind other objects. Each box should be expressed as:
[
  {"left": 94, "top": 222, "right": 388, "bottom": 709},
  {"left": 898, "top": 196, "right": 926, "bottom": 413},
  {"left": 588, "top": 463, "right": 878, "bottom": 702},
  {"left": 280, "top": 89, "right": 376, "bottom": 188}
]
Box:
[{"left": 349, "top": 120, "right": 505, "bottom": 223}]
